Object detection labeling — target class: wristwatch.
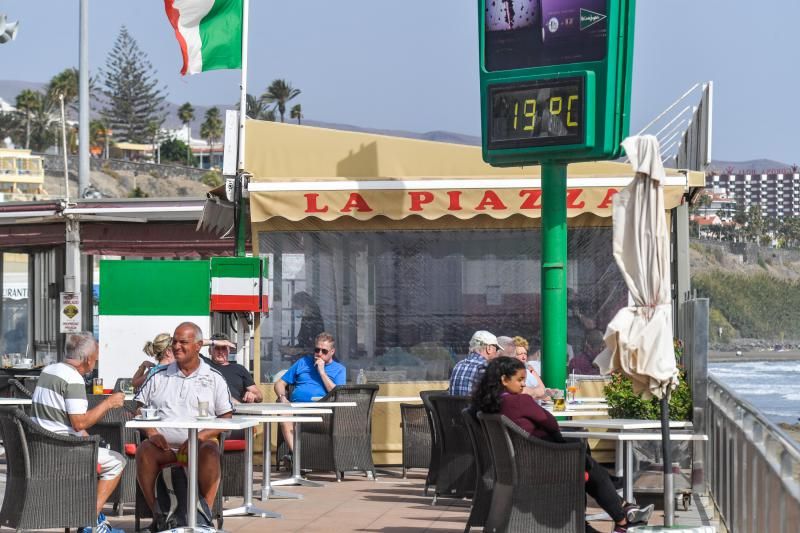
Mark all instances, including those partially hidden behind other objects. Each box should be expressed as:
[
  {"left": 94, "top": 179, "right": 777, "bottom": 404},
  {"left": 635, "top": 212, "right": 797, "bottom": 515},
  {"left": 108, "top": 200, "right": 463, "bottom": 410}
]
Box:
[{"left": 210, "top": 339, "right": 216, "bottom": 346}]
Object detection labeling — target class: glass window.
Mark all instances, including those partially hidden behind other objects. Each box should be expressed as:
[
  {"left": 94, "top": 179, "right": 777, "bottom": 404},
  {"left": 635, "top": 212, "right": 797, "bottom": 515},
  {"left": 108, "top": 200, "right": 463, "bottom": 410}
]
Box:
[
  {"left": 2, "top": 253, "right": 29, "bottom": 356},
  {"left": 258, "top": 227, "right": 626, "bottom": 383}
]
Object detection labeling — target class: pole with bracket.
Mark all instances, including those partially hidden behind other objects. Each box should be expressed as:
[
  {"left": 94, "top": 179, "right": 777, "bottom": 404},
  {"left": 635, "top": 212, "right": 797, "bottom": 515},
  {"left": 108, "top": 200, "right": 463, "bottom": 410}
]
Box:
[{"left": 540, "top": 161, "right": 568, "bottom": 394}]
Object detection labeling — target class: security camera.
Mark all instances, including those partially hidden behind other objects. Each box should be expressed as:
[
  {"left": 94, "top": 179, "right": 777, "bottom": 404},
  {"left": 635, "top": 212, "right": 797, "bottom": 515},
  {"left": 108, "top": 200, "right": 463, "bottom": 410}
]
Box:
[{"left": 0, "top": 14, "right": 19, "bottom": 44}]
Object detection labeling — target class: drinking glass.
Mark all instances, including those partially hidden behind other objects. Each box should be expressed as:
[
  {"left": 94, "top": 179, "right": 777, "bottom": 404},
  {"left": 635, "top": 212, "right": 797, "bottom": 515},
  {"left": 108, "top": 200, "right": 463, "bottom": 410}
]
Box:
[
  {"left": 197, "top": 400, "right": 210, "bottom": 418},
  {"left": 566, "top": 375, "right": 578, "bottom": 403},
  {"left": 92, "top": 377, "right": 104, "bottom": 395},
  {"left": 553, "top": 390, "right": 566, "bottom": 412}
]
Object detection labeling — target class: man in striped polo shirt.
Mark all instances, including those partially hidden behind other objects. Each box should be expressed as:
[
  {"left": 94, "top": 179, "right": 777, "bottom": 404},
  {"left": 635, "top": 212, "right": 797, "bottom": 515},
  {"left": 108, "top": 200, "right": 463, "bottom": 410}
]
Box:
[{"left": 31, "top": 331, "right": 126, "bottom": 533}]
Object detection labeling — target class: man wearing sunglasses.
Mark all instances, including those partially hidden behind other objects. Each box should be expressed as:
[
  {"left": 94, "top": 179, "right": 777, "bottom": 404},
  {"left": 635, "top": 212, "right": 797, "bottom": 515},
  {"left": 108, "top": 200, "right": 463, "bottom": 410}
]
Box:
[{"left": 274, "top": 332, "right": 346, "bottom": 459}]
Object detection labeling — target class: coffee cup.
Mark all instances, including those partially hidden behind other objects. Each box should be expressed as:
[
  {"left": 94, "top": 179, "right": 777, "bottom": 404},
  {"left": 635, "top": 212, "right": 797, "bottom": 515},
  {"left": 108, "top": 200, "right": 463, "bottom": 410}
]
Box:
[{"left": 141, "top": 407, "right": 159, "bottom": 419}]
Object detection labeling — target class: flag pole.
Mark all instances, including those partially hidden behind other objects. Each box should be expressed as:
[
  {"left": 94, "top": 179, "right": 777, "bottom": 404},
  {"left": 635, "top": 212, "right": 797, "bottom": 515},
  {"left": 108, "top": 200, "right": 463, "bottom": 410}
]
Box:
[{"left": 234, "top": 0, "right": 250, "bottom": 257}]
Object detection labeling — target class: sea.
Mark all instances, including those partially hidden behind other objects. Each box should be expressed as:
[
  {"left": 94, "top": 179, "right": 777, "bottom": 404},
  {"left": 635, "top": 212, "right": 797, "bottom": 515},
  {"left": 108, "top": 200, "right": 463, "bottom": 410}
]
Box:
[{"left": 709, "top": 360, "right": 800, "bottom": 426}]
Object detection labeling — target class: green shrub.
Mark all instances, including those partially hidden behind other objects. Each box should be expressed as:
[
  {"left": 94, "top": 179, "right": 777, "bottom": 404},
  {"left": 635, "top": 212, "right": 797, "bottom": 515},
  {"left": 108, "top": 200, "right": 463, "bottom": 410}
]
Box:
[
  {"left": 202, "top": 170, "right": 223, "bottom": 187},
  {"left": 604, "top": 340, "right": 692, "bottom": 421}
]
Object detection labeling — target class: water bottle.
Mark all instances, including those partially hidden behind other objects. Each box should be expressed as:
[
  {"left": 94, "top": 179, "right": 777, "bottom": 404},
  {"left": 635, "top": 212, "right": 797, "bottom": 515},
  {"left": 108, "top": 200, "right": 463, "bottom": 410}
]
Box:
[{"left": 356, "top": 368, "right": 367, "bottom": 384}]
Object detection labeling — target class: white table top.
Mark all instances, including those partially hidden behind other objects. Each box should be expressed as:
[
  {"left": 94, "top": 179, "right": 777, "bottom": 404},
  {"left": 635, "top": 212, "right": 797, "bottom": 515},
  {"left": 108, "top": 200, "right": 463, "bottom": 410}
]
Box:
[
  {"left": 126, "top": 417, "right": 260, "bottom": 430},
  {"left": 290, "top": 401, "right": 357, "bottom": 407},
  {"left": 544, "top": 409, "right": 610, "bottom": 418},
  {"left": 375, "top": 396, "right": 422, "bottom": 403},
  {"left": 0, "top": 398, "right": 32, "bottom": 405},
  {"left": 574, "top": 397, "right": 608, "bottom": 403},
  {"left": 234, "top": 404, "right": 332, "bottom": 415},
  {"left": 561, "top": 431, "right": 707, "bottom": 442},
  {"left": 561, "top": 403, "right": 609, "bottom": 411},
  {"left": 236, "top": 415, "right": 323, "bottom": 424},
  {"left": 559, "top": 418, "right": 694, "bottom": 430}
]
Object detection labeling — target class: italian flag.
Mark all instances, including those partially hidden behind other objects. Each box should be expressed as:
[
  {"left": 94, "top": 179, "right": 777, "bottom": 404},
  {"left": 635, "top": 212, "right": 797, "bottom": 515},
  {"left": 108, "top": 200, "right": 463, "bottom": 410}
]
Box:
[
  {"left": 164, "top": 0, "right": 243, "bottom": 75},
  {"left": 210, "top": 257, "right": 268, "bottom": 311}
]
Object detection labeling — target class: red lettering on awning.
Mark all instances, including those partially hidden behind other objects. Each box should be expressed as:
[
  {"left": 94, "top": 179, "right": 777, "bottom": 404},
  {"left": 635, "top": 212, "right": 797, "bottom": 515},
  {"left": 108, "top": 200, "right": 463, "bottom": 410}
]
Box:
[
  {"left": 340, "top": 193, "right": 373, "bottom": 213},
  {"left": 304, "top": 193, "right": 329, "bottom": 213},
  {"left": 566, "top": 189, "right": 585, "bottom": 209},
  {"left": 597, "top": 188, "right": 618, "bottom": 209},
  {"left": 408, "top": 191, "right": 434, "bottom": 212},
  {"left": 447, "top": 191, "right": 462, "bottom": 211},
  {"left": 519, "top": 189, "right": 542, "bottom": 209},
  {"left": 475, "top": 190, "right": 507, "bottom": 211}
]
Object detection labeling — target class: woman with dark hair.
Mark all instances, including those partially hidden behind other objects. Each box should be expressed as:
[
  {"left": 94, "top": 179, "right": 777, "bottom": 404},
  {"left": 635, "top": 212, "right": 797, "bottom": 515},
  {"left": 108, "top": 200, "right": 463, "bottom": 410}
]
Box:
[{"left": 473, "top": 358, "right": 653, "bottom": 533}]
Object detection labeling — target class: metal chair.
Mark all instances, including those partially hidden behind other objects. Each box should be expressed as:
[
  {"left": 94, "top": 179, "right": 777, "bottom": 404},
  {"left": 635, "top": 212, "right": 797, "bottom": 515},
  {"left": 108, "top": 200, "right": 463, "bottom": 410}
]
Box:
[
  {"left": 428, "top": 394, "right": 475, "bottom": 502},
  {"left": 400, "top": 401, "right": 431, "bottom": 478},
  {"left": 0, "top": 407, "right": 99, "bottom": 531},
  {"left": 299, "top": 384, "right": 379, "bottom": 481},
  {"left": 477, "top": 412, "right": 586, "bottom": 533},
  {"left": 462, "top": 408, "right": 494, "bottom": 532}
]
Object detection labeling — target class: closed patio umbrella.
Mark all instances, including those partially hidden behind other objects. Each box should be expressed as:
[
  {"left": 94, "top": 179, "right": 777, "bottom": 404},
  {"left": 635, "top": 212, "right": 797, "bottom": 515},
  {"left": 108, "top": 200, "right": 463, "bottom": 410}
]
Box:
[{"left": 595, "top": 134, "right": 679, "bottom": 526}]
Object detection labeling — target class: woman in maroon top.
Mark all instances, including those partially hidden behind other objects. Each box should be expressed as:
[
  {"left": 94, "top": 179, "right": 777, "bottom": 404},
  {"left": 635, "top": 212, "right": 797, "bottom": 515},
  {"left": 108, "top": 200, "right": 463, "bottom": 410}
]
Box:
[{"left": 473, "top": 357, "right": 653, "bottom": 533}]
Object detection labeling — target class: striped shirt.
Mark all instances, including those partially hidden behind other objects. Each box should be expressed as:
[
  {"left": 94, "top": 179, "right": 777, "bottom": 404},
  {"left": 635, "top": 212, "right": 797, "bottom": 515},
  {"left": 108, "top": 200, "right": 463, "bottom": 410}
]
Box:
[
  {"left": 449, "top": 352, "right": 488, "bottom": 397},
  {"left": 31, "top": 362, "right": 88, "bottom": 436}
]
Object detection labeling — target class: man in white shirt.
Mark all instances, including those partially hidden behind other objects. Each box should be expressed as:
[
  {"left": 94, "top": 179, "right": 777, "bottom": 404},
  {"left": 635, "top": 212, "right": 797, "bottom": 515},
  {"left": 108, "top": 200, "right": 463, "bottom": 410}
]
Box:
[{"left": 134, "top": 322, "right": 234, "bottom": 519}]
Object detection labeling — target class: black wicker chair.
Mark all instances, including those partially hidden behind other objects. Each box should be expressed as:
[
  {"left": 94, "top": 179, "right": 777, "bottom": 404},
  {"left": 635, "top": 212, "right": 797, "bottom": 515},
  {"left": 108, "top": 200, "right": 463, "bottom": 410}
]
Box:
[
  {"left": 428, "top": 394, "right": 475, "bottom": 503},
  {"left": 420, "top": 390, "right": 445, "bottom": 495},
  {"left": 462, "top": 408, "right": 493, "bottom": 532},
  {"left": 86, "top": 394, "right": 139, "bottom": 516},
  {"left": 0, "top": 407, "right": 99, "bottom": 531},
  {"left": 8, "top": 377, "right": 32, "bottom": 399},
  {"left": 400, "top": 401, "right": 431, "bottom": 478},
  {"left": 477, "top": 413, "right": 586, "bottom": 533},
  {"left": 220, "top": 434, "right": 246, "bottom": 499},
  {"left": 298, "top": 384, "right": 379, "bottom": 481}
]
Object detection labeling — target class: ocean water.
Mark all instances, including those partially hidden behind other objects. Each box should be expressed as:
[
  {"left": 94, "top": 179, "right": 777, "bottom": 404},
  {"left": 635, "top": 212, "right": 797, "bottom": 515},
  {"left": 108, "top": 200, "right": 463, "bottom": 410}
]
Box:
[{"left": 709, "top": 360, "right": 800, "bottom": 425}]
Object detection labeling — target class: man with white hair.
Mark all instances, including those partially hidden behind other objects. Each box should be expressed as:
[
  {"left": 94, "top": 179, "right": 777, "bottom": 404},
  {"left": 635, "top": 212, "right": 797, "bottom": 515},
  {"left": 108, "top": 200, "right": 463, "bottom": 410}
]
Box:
[
  {"left": 31, "top": 331, "right": 126, "bottom": 533},
  {"left": 449, "top": 330, "right": 502, "bottom": 396}
]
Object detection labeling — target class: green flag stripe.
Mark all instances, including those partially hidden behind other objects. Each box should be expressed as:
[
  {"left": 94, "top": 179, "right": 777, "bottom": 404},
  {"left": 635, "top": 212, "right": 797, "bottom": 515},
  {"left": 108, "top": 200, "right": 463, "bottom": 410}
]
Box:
[{"left": 199, "top": 0, "right": 243, "bottom": 72}]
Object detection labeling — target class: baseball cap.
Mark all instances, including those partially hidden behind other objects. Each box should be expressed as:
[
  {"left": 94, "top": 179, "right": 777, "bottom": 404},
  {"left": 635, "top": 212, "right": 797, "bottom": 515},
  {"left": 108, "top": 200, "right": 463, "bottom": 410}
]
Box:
[{"left": 471, "top": 330, "right": 503, "bottom": 350}]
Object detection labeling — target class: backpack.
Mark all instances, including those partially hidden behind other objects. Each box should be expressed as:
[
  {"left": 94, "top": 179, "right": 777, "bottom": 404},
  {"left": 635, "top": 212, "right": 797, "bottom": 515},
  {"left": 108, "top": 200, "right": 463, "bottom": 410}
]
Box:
[{"left": 153, "top": 465, "right": 214, "bottom": 530}]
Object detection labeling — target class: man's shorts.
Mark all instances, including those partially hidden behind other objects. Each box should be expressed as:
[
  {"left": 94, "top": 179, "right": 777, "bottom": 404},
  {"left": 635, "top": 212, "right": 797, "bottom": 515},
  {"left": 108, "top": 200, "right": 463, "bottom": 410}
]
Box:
[{"left": 98, "top": 447, "right": 126, "bottom": 480}]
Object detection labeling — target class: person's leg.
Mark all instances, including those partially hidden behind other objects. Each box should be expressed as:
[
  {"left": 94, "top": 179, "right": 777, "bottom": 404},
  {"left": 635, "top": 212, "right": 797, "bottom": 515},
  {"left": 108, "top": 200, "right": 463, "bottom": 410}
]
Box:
[
  {"left": 96, "top": 449, "right": 126, "bottom": 514},
  {"left": 583, "top": 456, "right": 626, "bottom": 525},
  {"left": 197, "top": 440, "right": 222, "bottom": 505},
  {"left": 135, "top": 440, "right": 177, "bottom": 512},
  {"left": 279, "top": 421, "right": 295, "bottom": 452}
]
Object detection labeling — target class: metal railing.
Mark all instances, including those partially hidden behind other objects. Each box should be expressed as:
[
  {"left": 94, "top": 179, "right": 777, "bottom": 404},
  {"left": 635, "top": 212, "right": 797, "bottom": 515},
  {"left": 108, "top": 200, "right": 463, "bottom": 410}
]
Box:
[{"left": 707, "top": 375, "right": 800, "bottom": 532}]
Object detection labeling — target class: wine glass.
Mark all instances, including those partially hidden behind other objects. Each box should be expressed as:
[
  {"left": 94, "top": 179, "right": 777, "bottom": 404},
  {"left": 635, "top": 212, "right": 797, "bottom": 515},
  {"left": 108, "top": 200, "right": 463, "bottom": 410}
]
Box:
[{"left": 566, "top": 374, "right": 578, "bottom": 403}]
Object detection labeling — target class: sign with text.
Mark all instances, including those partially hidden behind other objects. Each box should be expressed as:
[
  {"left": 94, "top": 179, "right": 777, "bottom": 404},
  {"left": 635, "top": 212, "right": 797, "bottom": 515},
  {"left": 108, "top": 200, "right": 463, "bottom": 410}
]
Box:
[{"left": 60, "top": 291, "right": 82, "bottom": 333}]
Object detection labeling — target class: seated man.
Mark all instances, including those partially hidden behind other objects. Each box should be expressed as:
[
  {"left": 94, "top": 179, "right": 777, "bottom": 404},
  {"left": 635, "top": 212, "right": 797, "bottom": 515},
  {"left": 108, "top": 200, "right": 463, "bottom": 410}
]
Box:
[
  {"left": 568, "top": 329, "right": 605, "bottom": 376},
  {"left": 134, "top": 322, "right": 234, "bottom": 524},
  {"left": 206, "top": 332, "right": 262, "bottom": 403},
  {"left": 31, "top": 332, "right": 126, "bottom": 533},
  {"left": 274, "top": 332, "right": 345, "bottom": 460}
]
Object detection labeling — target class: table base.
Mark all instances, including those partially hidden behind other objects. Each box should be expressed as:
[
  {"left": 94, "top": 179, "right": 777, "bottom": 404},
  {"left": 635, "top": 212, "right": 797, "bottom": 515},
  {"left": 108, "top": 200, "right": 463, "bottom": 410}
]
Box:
[
  {"left": 261, "top": 486, "right": 303, "bottom": 500},
  {"left": 271, "top": 475, "right": 324, "bottom": 488},
  {"left": 153, "top": 527, "right": 218, "bottom": 533},
  {"left": 223, "top": 503, "right": 281, "bottom": 519}
]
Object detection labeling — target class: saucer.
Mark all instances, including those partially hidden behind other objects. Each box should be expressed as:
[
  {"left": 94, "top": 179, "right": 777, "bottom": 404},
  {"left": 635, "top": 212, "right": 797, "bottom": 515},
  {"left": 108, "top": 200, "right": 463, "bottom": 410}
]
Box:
[{"left": 134, "top": 415, "right": 162, "bottom": 421}]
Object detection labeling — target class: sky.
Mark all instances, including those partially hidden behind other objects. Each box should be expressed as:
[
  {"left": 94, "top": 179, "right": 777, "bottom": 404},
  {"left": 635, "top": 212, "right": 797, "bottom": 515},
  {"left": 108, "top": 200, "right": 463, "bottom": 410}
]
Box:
[{"left": 1, "top": 0, "right": 799, "bottom": 163}]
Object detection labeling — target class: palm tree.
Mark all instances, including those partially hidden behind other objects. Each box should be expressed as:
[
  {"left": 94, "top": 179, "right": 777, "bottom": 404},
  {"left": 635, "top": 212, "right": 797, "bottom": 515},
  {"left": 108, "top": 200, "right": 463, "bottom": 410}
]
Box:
[
  {"left": 177, "top": 102, "right": 195, "bottom": 165},
  {"left": 15, "top": 89, "right": 42, "bottom": 149},
  {"left": 47, "top": 68, "right": 79, "bottom": 110},
  {"left": 290, "top": 104, "right": 303, "bottom": 125},
  {"left": 240, "top": 93, "right": 268, "bottom": 120},
  {"left": 260, "top": 79, "right": 301, "bottom": 123},
  {"left": 200, "top": 107, "right": 223, "bottom": 169}
]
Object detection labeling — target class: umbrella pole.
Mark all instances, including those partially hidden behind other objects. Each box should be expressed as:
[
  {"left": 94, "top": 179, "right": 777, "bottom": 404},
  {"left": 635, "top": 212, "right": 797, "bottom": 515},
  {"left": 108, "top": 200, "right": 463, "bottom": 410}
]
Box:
[{"left": 661, "top": 388, "right": 674, "bottom": 526}]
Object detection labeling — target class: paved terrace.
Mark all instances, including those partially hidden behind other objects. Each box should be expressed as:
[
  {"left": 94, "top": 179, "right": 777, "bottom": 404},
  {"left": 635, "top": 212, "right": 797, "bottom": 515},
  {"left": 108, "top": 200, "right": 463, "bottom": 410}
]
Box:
[{"left": 0, "top": 466, "right": 722, "bottom": 532}]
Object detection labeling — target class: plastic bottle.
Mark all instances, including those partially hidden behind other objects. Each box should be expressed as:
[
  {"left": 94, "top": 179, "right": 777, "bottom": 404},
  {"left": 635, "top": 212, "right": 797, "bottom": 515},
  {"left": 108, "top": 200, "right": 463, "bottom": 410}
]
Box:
[{"left": 356, "top": 368, "right": 367, "bottom": 384}]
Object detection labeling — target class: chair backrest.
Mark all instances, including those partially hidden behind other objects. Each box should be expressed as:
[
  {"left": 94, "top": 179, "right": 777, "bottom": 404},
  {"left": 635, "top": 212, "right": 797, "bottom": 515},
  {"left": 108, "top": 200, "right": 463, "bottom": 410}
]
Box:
[
  {"left": 8, "top": 378, "right": 32, "bottom": 399},
  {"left": 428, "top": 394, "right": 475, "bottom": 497},
  {"left": 0, "top": 407, "right": 28, "bottom": 481},
  {"left": 419, "top": 390, "right": 445, "bottom": 448},
  {"left": 324, "top": 384, "right": 379, "bottom": 432},
  {"left": 461, "top": 408, "right": 492, "bottom": 484}
]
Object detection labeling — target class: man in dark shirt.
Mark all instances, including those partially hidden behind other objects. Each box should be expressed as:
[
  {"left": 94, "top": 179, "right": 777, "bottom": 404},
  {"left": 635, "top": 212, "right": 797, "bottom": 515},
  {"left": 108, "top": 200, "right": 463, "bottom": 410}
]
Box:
[{"left": 208, "top": 333, "right": 262, "bottom": 403}]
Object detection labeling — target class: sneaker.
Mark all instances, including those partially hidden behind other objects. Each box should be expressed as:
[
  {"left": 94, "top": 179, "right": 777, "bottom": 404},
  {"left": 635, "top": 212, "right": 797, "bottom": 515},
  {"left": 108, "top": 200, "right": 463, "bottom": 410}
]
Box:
[
  {"left": 78, "top": 512, "right": 124, "bottom": 533},
  {"left": 624, "top": 503, "right": 655, "bottom": 525},
  {"left": 585, "top": 522, "right": 603, "bottom": 533},
  {"left": 280, "top": 452, "right": 293, "bottom": 471}
]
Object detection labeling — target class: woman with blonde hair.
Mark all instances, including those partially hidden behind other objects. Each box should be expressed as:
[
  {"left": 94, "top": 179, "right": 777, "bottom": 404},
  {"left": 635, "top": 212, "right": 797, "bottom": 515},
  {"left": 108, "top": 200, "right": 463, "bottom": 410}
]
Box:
[{"left": 132, "top": 333, "right": 174, "bottom": 389}]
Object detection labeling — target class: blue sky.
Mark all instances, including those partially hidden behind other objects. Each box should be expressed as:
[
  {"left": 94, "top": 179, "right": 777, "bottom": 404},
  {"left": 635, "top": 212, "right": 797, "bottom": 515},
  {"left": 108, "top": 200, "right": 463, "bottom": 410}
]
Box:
[{"left": 1, "top": 0, "right": 799, "bottom": 163}]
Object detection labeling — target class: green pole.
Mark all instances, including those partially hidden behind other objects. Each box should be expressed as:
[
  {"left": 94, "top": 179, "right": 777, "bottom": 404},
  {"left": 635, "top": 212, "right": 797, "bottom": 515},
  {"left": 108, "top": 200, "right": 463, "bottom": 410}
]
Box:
[{"left": 540, "top": 161, "right": 568, "bottom": 392}]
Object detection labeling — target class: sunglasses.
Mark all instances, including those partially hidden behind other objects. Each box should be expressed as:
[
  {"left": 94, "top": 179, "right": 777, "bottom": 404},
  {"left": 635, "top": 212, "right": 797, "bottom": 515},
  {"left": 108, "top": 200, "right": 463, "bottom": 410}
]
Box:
[{"left": 314, "top": 347, "right": 330, "bottom": 355}]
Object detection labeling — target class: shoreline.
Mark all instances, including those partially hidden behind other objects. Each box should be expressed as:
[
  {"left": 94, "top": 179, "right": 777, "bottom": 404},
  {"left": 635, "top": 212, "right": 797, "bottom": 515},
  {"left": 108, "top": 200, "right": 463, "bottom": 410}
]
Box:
[{"left": 709, "top": 350, "right": 800, "bottom": 363}]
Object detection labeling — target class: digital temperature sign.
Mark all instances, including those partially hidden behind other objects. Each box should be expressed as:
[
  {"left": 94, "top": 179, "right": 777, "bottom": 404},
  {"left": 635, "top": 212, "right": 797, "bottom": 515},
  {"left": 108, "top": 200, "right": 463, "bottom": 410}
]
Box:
[{"left": 487, "top": 78, "right": 585, "bottom": 150}]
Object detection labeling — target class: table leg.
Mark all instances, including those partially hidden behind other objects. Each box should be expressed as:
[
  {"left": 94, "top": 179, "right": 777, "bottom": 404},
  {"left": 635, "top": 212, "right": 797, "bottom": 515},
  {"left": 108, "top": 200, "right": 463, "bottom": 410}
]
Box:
[
  {"left": 223, "top": 425, "right": 281, "bottom": 518},
  {"left": 624, "top": 441, "right": 635, "bottom": 504},
  {"left": 260, "top": 421, "right": 302, "bottom": 500},
  {"left": 272, "top": 422, "right": 324, "bottom": 487},
  {"left": 615, "top": 440, "right": 623, "bottom": 478}
]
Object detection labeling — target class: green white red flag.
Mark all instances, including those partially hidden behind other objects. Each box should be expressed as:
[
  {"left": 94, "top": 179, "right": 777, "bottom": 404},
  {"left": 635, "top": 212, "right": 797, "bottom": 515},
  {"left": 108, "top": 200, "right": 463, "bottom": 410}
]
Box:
[{"left": 164, "top": 0, "right": 243, "bottom": 75}]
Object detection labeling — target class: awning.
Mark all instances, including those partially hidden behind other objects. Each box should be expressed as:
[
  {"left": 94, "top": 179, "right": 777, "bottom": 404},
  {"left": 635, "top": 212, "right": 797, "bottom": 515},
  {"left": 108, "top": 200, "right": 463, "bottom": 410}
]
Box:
[
  {"left": 243, "top": 120, "right": 704, "bottom": 224},
  {"left": 115, "top": 142, "right": 153, "bottom": 152}
]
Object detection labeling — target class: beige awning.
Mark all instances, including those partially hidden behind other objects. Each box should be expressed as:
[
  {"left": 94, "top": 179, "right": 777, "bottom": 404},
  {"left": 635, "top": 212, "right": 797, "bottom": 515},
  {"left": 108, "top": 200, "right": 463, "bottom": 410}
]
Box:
[
  {"left": 244, "top": 120, "right": 704, "bottom": 224},
  {"left": 115, "top": 142, "right": 153, "bottom": 151}
]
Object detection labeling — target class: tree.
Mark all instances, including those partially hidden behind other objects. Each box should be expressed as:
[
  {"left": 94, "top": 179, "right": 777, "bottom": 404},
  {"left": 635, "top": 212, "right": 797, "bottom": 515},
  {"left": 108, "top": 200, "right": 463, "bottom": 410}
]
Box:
[
  {"left": 15, "top": 89, "right": 41, "bottom": 149},
  {"left": 46, "top": 68, "right": 79, "bottom": 110},
  {"left": 290, "top": 104, "right": 303, "bottom": 125},
  {"left": 177, "top": 102, "right": 195, "bottom": 165},
  {"left": 239, "top": 93, "right": 270, "bottom": 120},
  {"left": 160, "top": 137, "right": 196, "bottom": 165},
  {"left": 260, "top": 79, "right": 301, "bottom": 122},
  {"left": 746, "top": 204, "right": 765, "bottom": 243},
  {"left": 99, "top": 26, "right": 167, "bottom": 143},
  {"left": 200, "top": 107, "right": 223, "bottom": 168},
  {"left": 27, "top": 94, "right": 58, "bottom": 152}
]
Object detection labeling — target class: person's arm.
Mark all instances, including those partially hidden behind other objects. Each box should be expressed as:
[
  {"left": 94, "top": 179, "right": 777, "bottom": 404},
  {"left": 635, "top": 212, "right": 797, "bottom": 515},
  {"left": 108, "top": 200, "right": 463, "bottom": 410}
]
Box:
[
  {"left": 274, "top": 378, "right": 291, "bottom": 403},
  {"left": 68, "top": 392, "right": 125, "bottom": 432},
  {"left": 524, "top": 396, "right": 565, "bottom": 441},
  {"left": 522, "top": 365, "right": 547, "bottom": 399},
  {"left": 242, "top": 384, "right": 263, "bottom": 403},
  {"left": 132, "top": 360, "right": 155, "bottom": 389},
  {"left": 314, "top": 358, "right": 337, "bottom": 393}
]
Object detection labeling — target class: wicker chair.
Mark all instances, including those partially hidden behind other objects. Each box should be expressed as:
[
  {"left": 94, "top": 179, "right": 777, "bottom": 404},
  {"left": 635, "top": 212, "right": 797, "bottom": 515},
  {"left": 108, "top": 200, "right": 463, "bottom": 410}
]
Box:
[
  {"left": 420, "top": 390, "right": 445, "bottom": 495},
  {"left": 462, "top": 408, "right": 494, "bottom": 532},
  {"left": 86, "top": 394, "right": 139, "bottom": 516},
  {"left": 8, "top": 377, "right": 32, "bottom": 399},
  {"left": 400, "top": 401, "right": 431, "bottom": 478},
  {"left": 428, "top": 394, "right": 475, "bottom": 502},
  {"left": 113, "top": 377, "right": 133, "bottom": 393},
  {"left": 477, "top": 413, "right": 585, "bottom": 533},
  {"left": 299, "top": 384, "right": 379, "bottom": 481},
  {"left": 0, "top": 407, "right": 99, "bottom": 531},
  {"left": 220, "top": 435, "right": 246, "bottom": 499}
]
